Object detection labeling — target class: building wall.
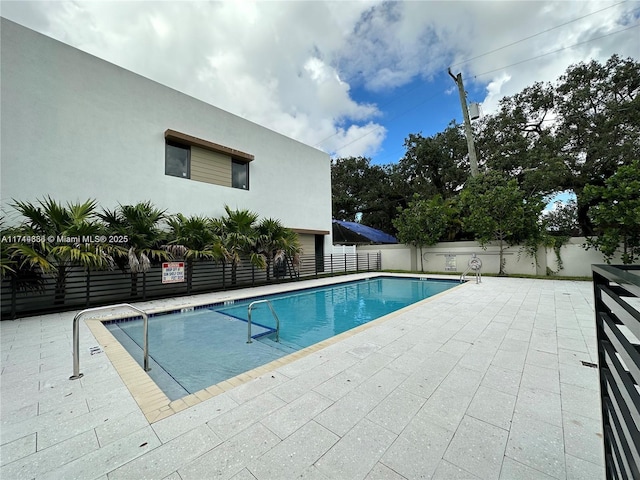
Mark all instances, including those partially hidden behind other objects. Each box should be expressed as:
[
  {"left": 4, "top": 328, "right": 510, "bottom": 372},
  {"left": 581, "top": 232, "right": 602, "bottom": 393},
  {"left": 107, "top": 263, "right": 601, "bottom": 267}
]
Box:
[
  {"left": 0, "top": 19, "right": 332, "bottom": 250},
  {"left": 358, "top": 238, "right": 629, "bottom": 277}
]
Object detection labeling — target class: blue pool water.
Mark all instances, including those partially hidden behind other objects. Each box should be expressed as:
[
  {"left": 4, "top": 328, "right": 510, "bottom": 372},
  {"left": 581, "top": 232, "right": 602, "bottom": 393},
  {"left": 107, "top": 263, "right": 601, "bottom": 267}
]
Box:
[
  {"left": 105, "top": 277, "right": 457, "bottom": 399},
  {"left": 217, "top": 277, "right": 457, "bottom": 349}
]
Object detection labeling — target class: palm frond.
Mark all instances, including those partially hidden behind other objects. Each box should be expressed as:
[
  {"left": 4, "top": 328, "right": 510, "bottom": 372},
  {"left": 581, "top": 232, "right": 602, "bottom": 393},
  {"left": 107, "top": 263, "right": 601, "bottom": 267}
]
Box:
[{"left": 9, "top": 243, "right": 56, "bottom": 273}]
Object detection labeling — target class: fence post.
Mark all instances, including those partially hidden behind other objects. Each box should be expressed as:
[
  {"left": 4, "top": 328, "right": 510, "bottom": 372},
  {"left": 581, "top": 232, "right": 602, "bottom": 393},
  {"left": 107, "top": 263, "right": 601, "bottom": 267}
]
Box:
[
  {"left": 142, "top": 272, "right": 147, "bottom": 300},
  {"left": 222, "top": 262, "right": 226, "bottom": 289},
  {"left": 344, "top": 254, "right": 347, "bottom": 273},
  {"left": 85, "top": 270, "right": 91, "bottom": 307},
  {"left": 11, "top": 276, "right": 17, "bottom": 319},
  {"left": 187, "top": 261, "right": 192, "bottom": 295},
  {"left": 331, "top": 254, "right": 334, "bottom": 275}
]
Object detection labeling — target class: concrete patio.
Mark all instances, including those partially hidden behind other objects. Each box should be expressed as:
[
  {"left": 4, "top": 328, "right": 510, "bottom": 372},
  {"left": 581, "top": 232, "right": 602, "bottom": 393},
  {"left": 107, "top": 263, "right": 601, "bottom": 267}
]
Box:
[{"left": 0, "top": 274, "right": 605, "bottom": 479}]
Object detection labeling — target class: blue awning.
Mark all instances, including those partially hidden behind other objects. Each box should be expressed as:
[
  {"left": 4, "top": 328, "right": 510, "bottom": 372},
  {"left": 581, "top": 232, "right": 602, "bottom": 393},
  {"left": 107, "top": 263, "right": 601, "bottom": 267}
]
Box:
[{"left": 332, "top": 219, "right": 398, "bottom": 244}]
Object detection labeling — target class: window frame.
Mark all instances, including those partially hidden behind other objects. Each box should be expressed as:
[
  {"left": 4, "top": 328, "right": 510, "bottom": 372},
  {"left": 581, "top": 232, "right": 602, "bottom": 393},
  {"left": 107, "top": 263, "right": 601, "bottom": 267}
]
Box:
[
  {"left": 165, "top": 140, "right": 191, "bottom": 179},
  {"left": 164, "top": 129, "right": 253, "bottom": 190},
  {"left": 232, "top": 159, "right": 249, "bottom": 190}
]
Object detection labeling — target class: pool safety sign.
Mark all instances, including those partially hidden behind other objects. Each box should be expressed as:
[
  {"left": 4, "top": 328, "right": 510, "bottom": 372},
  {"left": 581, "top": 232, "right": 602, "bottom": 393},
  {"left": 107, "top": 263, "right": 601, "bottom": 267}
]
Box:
[
  {"left": 162, "top": 262, "right": 185, "bottom": 284},
  {"left": 444, "top": 254, "right": 457, "bottom": 272}
]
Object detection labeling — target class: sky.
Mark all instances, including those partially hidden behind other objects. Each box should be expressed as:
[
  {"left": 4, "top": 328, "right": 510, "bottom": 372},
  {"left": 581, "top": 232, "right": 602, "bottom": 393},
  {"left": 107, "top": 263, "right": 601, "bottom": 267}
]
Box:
[{"left": 1, "top": 0, "right": 639, "bottom": 171}]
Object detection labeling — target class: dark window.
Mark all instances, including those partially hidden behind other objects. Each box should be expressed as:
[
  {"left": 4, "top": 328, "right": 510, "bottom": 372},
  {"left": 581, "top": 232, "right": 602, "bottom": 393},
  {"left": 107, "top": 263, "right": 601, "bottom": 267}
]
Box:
[
  {"left": 165, "top": 142, "right": 190, "bottom": 178},
  {"left": 232, "top": 160, "right": 249, "bottom": 190}
]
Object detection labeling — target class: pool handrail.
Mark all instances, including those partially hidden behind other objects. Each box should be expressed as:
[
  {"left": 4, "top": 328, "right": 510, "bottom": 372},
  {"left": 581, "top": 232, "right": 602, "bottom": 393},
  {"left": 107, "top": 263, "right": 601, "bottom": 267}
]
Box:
[
  {"left": 247, "top": 300, "right": 280, "bottom": 344},
  {"left": 70, "top": 303, "right": 149, "bottom": 380}
]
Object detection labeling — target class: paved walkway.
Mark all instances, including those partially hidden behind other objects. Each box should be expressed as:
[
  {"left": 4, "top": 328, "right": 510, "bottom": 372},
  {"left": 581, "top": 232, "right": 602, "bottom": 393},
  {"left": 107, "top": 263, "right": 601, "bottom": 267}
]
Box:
[{"left": 0, "top": 275, "right": 605, "bottom": 479}]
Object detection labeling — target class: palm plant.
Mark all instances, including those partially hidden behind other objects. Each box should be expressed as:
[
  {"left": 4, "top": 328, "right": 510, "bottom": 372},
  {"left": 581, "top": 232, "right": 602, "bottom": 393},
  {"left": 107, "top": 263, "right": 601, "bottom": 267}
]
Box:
[
  {"left": 10, "top": 197, "right": 114, "bottom": 303},
  {"left": 99, "top": 201, "right": 169, "bottom": 296},
  {"left": 165, "top": 214, "right": 224, "bottom": 286},
  {"left": 255, "top": 218, "right": 302, "bottom": 281},
  {"left": 216, "top": 206, "right": 265, "bottom": 285}
]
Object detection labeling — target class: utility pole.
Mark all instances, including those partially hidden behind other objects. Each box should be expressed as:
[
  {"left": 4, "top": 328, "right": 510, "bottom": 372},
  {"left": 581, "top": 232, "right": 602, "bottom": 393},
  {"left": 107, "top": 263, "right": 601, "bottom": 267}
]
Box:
[{"left": 448, "top": 68, "right": 479, "bottom": 177}]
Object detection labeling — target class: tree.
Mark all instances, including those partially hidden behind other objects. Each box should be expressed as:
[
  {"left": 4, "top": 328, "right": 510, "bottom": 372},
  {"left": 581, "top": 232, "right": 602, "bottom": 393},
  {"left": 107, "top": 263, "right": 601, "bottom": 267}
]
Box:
[
  {"left": 99, "top": 201, "right": 169, "bottom": 296},
  {"left": 583, "top": 161, "right": 640, "bottom": 264},
  {"left": 460, "top": 172, "right": 545, "bottom": 275},
  {"left": 555, "top": 55, "right": 640, "bottom": 233},
  {"left": 215, "top": 206, "right": 265, "bottom": 285},
  {"left": 393, "top": 195, "right": 458, "bottom": 272},
  {"left": 10, "top": 197, "right": 114, "bottom": 303},
  {"left": 545, "top": 199, "right": 580, "bottom": 237},
  {"left": 397, "top": 123, "right": 469, "bottom": 200},
  {"left": 476, "top": 81, "right": 565, "bottom": 198},
  {"left": 1, "top": 218, "right": 50, "bottom": 293},
  {"left": 255, "top": 218, "right": 302, "bottom": 281},
  {"left": 165, "top": 214, "right": 223, "bottom": 286},
  {"left": 331, "top": 156, "right": 402, "bottom": 234},
  {"left": 477, "top": 55, "right": 640, "bottom": 234},
  {"left": 332, "top": 156, "right": 370, "bottom": 222}
]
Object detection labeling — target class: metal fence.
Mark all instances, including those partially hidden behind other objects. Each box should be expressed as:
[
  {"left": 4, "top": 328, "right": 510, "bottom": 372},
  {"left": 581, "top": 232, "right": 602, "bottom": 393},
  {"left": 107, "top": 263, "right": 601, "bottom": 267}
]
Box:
[
  {"left": 592, "top": 264, "right": 640, "bottom": 480},
  {"left": 0, "top": 252, "right": 381, "bottom": 319}
]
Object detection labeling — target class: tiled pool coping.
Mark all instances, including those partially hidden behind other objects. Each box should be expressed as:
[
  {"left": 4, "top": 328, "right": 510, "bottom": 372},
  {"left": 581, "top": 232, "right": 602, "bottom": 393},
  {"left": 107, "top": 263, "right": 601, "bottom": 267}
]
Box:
[{"left": 84, "top": 274, "right": 468, "bottom": 423}]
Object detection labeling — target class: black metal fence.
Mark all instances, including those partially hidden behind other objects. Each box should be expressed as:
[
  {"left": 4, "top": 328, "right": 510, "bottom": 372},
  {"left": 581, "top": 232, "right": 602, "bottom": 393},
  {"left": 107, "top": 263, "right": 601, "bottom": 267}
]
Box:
[
  {"left": 592, "top": 264, "right": 640, "bottom": 480},
  {"left": 1, "top": 252, "right": 382, "bottom": 319}
]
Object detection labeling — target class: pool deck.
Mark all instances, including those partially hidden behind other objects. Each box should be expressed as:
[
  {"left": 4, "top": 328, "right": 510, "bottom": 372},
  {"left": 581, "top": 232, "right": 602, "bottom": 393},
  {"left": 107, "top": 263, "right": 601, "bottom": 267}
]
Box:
[{"left": 0, "top": 274, "right": 605, "bottom": 479}]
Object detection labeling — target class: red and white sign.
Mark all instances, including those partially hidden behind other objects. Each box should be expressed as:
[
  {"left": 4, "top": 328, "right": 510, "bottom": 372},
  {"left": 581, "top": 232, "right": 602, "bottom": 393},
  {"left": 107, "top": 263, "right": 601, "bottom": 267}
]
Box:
[{"left": 162, "top": 262, "right": 185, "bottom": 284}]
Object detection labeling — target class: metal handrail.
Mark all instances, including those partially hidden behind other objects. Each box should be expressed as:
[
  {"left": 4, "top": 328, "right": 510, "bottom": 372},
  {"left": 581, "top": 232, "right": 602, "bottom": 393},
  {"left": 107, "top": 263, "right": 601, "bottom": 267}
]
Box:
[
  {"left": 70, "top": 303, "right": 149, "bottom": 380},
  {"left": 247, "top": 300, "right": 280, "bottom": 344},
  {"left": 460, "top": 267, "right": 482, "bottom": 284},
  {"left": 460, "top": 254, "right": 482, "bottom": 284}
]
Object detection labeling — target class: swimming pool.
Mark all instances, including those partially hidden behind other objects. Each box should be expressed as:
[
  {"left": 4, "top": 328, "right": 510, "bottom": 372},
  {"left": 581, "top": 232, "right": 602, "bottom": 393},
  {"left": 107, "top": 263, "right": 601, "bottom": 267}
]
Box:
[
  {"left": 105, "top": 276, "right": 458, "bottom": 400},
  {"left": 217, "top": 276, "right": 457, "bottom": 349}
]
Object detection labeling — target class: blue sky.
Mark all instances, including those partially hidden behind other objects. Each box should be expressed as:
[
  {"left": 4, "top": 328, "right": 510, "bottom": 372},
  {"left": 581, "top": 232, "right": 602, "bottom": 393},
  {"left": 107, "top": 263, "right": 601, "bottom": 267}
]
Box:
[
  {"left": 2, "top": 0, "right": 638, "bottom": 180},
  {"left": 324, "top": 70, "right": 485, "bottom": 165}
]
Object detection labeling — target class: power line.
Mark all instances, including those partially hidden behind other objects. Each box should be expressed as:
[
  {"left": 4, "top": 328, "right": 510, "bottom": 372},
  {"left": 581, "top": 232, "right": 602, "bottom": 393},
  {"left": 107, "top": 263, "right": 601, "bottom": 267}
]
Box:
[
  {"left": 318, "top": 2, "right": 620, "bottom": 148},
  {"left": 473, "top": 23, "right": 639, "bottom": 78},
  {"left": 449, "top": 1, "right": 627, "bottom": 69},
  {"left": 323, "top": 2, "right": 635, "bottom": 158}
]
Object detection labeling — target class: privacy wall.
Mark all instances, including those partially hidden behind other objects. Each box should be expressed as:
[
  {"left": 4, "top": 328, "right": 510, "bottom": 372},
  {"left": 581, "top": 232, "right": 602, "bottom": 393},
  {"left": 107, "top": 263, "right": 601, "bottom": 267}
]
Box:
[{"left": 358, "top": 238, "right": 628, "bottom": 277}]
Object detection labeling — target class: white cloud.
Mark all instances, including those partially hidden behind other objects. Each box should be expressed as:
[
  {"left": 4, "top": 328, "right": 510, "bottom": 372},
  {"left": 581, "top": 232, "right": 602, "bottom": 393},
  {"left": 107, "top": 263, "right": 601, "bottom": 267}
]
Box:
[
  {"left": 1, "top": 0, "right": 637, "bottom": 158},
  {"left": 481, "top": 73, "right": 512, "bottom": 114},
  {"left": 325, "top": 122, "right": 388, "bottom": 159}
]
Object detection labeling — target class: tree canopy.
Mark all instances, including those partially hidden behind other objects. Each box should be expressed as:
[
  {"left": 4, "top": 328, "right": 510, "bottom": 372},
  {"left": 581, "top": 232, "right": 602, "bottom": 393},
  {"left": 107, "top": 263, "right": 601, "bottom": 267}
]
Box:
[
  {"left": 331, "top": 54, "right": 639, "bottom": 265},
  {"left": 583, "top": 160, "right": 640, "bottom": 264}
]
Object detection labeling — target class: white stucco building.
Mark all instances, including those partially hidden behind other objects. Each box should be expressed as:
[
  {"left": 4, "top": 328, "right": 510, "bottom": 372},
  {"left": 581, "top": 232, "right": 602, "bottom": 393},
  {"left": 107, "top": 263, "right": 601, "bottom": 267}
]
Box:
[{"left": 0, "top": 18, "right": 332, "bottom": 256}]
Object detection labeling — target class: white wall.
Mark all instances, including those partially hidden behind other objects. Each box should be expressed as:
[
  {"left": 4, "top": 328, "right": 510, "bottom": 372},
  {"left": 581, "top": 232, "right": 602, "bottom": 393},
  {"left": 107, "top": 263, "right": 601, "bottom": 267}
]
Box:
[
  {"left": 357, "top": 244, "right": 416, "bottom": 272},
  {"left": 330, "top": 245, "right": 356, "bottom": 255},
  {"left": 358, "top": 238, "right": 632, "bottom": 277},
  {"left": 0, "top": 19, "right": 332, "bottom": 251}
]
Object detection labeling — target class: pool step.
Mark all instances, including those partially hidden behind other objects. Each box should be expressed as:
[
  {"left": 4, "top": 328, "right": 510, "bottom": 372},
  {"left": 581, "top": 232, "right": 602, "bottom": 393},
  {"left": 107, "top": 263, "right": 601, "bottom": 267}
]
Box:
[{"left": 258, "top": 336, "right": 299, "bottom": 354}]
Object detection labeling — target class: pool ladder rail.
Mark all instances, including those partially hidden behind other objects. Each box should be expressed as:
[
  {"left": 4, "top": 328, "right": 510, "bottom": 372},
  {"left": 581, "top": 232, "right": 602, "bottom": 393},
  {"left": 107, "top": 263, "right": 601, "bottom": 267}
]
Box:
[
  {"left": 70, "top": 303, "right": 150, "bottom": 380},
  {"left": 460, "top": 254, "right": 482, "bottom": 284},
  {"left": 247, "top": 300, "right": 280, "bottom": 344}
]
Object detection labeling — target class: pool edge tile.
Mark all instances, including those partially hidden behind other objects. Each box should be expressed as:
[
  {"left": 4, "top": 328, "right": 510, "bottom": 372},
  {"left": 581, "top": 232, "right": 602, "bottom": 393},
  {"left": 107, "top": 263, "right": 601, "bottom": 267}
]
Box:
[{"left": 84, "top": 275, "right": 467, "bottom": 423}]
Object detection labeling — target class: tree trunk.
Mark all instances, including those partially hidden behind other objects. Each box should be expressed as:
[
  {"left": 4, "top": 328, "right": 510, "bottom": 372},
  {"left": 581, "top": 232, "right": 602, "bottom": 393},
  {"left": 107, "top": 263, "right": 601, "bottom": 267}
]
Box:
[
  {"left": 231, "top": 262, "right": 238, "bottom": 285},
  {"left": 498, "top": 237, "right": 506, "bottom": 276},
  {"left": 54, "top": 266, "right": 67, "bottom": 305}
]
